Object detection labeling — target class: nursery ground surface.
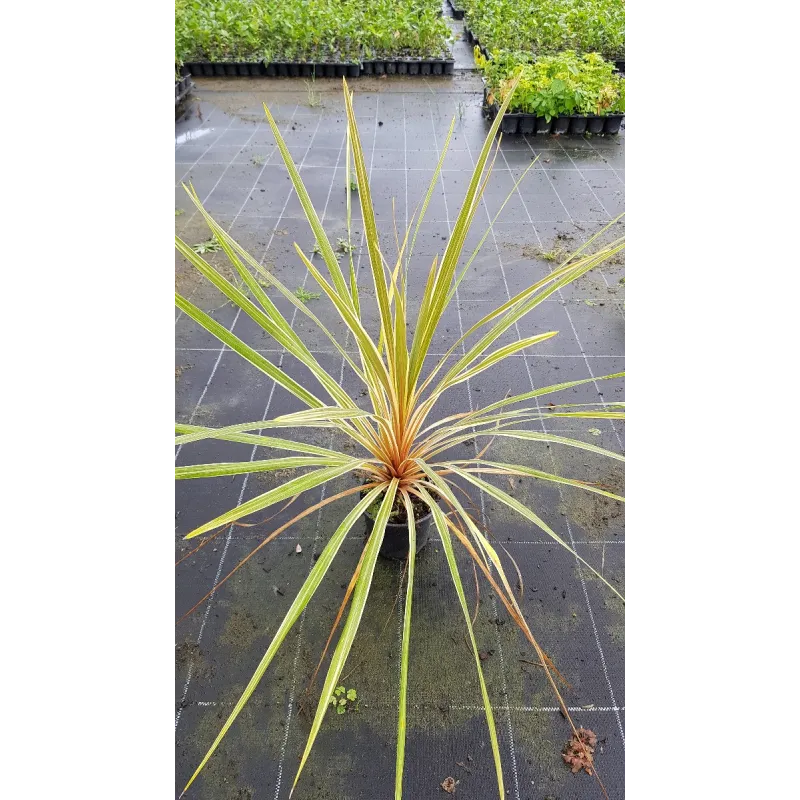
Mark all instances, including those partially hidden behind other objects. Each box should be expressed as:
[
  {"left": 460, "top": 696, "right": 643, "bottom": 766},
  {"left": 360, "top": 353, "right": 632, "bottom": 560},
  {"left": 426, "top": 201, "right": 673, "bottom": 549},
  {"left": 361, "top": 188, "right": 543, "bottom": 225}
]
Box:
[{"left": 175, "top": 18, "right": 625, "bottom": 800}]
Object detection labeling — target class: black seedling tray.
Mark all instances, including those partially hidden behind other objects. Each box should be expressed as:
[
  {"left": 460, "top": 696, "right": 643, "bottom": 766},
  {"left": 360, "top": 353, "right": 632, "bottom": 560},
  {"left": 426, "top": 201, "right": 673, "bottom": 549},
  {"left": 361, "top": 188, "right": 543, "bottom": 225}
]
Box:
[
  {"left": 265, "top": 62, "right": 360, "bottom": 78},
  {"left": 447, "top": 0, "right": 465, "bottom": 19},
  {"left": 175, "top": 74, "right": 193, "bottom": 105},
  {"left": 181, "top": 55, "right": 454, "bottom": 79},
  {"left": 361, "top": 58, "right": 454, "bottom": 76},
  {"left": 482, "top": 85, "right": 623, "bottom": 136},
  {"left": 183, "top": 61, "right": 265, "bottom": 77}
]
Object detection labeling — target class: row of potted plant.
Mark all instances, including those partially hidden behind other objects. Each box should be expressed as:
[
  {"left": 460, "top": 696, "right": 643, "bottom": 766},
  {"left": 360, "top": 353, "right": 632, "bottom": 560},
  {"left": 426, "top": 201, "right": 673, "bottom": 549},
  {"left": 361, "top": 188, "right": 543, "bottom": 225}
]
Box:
[
  {"left": 459, "top": 0, "right": 625, "bottom": 63},
  {"left": 175, "top": 0, "right": 453, "bottom": 66},
  {"left": 478, "top": 49, "right": 624, "bottom": 120}
]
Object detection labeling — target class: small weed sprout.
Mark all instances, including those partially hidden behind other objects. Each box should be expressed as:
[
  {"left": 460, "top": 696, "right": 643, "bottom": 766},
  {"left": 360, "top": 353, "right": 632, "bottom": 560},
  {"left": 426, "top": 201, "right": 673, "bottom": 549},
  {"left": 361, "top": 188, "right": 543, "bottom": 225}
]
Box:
[
  {"left": 336, "top": 237, "right": 355, "bottom": 254},
  {"left": 175, "top": 208, "right": 185, "bottom": 217},
  {"left": 251, "top": 154, "right": 266, "bottom": 166},
  {"left": 537, "top": 247, "right": 565, "bottom": 262},
  {"left": 349, "top": 178, "right": 358, "bottom": 192},
  {"left": 304, "top": 77, "right": 322, "bottom": 108},
  {"left": 294, "top": 286, "right": 321, "bottom": 303},
  {"left": 191, "top": 237, "right": 222, "bottom": 254},
  {"left": 329, "top": 686, "right": 358, "bottom": 714}
]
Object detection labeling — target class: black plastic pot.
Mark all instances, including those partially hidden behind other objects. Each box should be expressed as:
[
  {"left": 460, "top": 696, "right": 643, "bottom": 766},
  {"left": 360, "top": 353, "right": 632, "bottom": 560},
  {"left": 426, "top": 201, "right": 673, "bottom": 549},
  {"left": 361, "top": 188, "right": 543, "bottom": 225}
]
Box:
[
  {"left": 569, "top": 116, "right": 588, "bottom": 135},
  {"left": 432, "top": 61, "right": 443, "bottom": 75},
  {"left": 265, "top": 63, "right": 277, "bottom": 77},
  {"left": 397, "top": 62, "right": 408, "bottom": 75},
  {"left": 604, "top": 114, "right": 624, "bottom": 134},
  {"left": 500, "top": 115, "right": 519, "bottom": 134},
  {"left": 374, "top": 61, "right": 385, "bottom": 75},
  {"left": 408, "top": 61, "right": 419, "bottom": 75},
  {"left": 420, "top": 62, "right": 431, "bottom": 75},
  {"left": 535, "top": 116, "right": 552, "bottom": 135},
  {"left": 348, "top": 64, "right": 360, "bottom": 77},
  {"left": 552, "top": 116, "right": 570, "bottom": 135},
  {"left": 518, "top": 115, "right": 535, "bottom": 135},
  {"left": 364, "top": 508, "right": 433, "bottom": 561},
  {"left": 587, "top": 115, "right": 605, "bottom": 134},
  {"left": 386, "top": 61, "right": 397, "bottom": 75},
  {"left": 447, "top": 0, "right": 465, "bottom": 19},
  {"left": 614, "top": 60, "right": 625, "bottom": 74}
]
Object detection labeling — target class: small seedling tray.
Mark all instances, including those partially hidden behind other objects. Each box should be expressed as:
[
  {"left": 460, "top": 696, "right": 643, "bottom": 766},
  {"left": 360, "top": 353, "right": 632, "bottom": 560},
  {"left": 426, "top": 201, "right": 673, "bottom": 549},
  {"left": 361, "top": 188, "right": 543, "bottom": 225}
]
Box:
[
  {"left": 182, "top": 56, "right": 454, "bottom": 79},
  {"left": 447, "top": 0, "right": 465, "bottom": 19},
  {"left": 265, "top": 62, "right": 360, "bottom": 78},
  {"left": 361, "top": 58, "right": 454, "bottom": 76},
  {"left": 175, "top": 74, "right": 193, "bottom": 106},
  {"left": 482, "top": 85, "right": 623, "bottom": 136},
  {"left": 184, "top": 61, "right": 265, "bottom": 77}
]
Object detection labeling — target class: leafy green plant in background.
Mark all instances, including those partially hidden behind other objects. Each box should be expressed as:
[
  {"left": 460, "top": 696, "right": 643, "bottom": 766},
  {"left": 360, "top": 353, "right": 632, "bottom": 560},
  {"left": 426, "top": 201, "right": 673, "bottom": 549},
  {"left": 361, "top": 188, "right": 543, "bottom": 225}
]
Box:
[
  {"left": 175, "top": 79, "right": 625, "bottom": 799},
  {"left": 461, "top": 0, "right": 625, "bottom": 62},
  {"left": 175, "top": 0, "right": 452, "bottom": 65},
  {"left": 477, "top": 49, "right": 625, "bottom": 119}
]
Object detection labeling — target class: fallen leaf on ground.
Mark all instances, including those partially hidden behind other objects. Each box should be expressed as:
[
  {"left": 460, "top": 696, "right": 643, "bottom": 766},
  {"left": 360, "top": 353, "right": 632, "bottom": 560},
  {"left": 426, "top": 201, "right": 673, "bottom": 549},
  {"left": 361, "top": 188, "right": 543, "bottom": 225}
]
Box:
[
  {"left": 562, "top": 728, "right": 598, "bottom": 775},
  {"left": 295, "top": 543, "right": 302, "bottom": 553},
  {"left": 478, "top": 649, "right": 495, "bottom": 661},
  {"left": 441, "top": 777, "right": 457, "bottom": 793},
  {"left": 588, "top": 428, "right": 602, "bottom": 436}
]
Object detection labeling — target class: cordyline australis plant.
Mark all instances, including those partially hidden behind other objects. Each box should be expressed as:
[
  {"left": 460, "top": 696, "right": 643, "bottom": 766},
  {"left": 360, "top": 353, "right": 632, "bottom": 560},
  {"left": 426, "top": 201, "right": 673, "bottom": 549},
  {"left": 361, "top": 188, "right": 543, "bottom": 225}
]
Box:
[{"left": 176, "top": 78, "right": 625, "bottom": 799}]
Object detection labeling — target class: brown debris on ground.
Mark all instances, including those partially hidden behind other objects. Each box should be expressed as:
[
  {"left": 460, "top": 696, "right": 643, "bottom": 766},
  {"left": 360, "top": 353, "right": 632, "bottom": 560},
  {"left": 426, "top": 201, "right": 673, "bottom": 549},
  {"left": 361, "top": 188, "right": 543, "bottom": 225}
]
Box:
[
  {"left": 440, "top": 776, "right": 457, "bottom": 793},
  {"left": 562, "top": 727, "right": 598, "bottom": 775}
]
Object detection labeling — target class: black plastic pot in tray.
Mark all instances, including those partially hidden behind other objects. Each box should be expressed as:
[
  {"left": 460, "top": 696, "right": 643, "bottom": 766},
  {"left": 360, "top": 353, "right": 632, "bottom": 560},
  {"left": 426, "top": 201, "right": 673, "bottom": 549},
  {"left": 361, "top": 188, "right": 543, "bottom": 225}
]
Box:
[
  {"left": 603, "top": 114, "right": 624, "bottom": 134},
  {"left": 499, "top": 114, "right": 520, "bottom": 134},
  {"left": 447, "top": 0, "right": 466, "bottom": 19},
  {"left": 569, "top": 116, "right": 588, "bottom": 135},
  {"left": 587, "top": 115, "right": 605, "bottom": 134},
  {"left": 552, "top": 116, "right": 570, "bottom": 135},
  {"left": 614, "top": 60, "right": 625, "bottom": 73},
  {"left": 361, "top": 58, "right": 454, "bottom": 76},
  {"left": 518, "top": 115, "right": 535, "bottom": 135}
]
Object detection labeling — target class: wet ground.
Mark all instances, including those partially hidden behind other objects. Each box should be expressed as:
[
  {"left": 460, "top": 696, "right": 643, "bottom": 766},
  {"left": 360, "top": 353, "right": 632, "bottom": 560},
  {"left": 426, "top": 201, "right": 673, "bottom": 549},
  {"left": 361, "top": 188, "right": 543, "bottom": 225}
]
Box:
[{"left": 175, "top": 13, "right": 625, "bottom": 800}]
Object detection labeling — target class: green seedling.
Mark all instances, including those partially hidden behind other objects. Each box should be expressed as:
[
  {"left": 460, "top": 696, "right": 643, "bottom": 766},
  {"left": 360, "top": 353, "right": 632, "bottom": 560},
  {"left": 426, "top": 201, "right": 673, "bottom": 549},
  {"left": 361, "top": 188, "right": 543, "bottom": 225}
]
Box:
[
  {"left": 294, "top": 286, "right": 321, "bottom": 303},
  {"left": 537, "top": 247, "right": 565, "bottom": 262},
  {"left": 336, "top": 238, "right": 355, "bottom": 254},
  {"left": 175, "top": 208, "right": 185, "bottom": 217},
  {"left": 304, "top": 78, "right": 322, "bottom": 108},
  {"left": 349, "top": 178, "right": 358, "bottom": 192},
  {"left": 329, "top": 686, "right": 358, "bottom": 714},
  {"left": 191, "top": 237, "right": 222, "bottom": 254}
]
